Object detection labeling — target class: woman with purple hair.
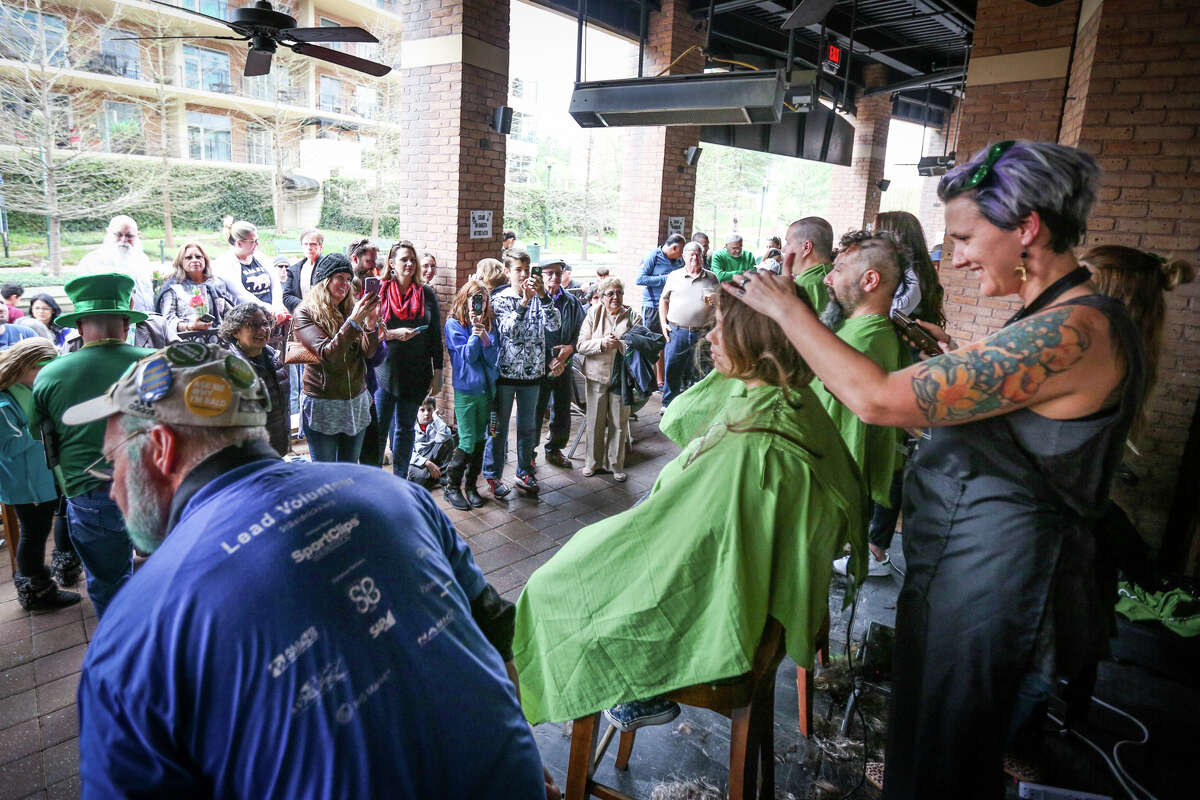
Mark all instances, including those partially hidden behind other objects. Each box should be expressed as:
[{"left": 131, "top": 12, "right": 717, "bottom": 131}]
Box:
[{"left": 729, "top": 140, "right": 1146, "bottom": 798}]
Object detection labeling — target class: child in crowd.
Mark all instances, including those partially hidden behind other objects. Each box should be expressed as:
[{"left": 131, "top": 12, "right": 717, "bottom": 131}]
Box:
[
  {"left": 408, "top": 396, "right": 454, "bottom": 485},
  {"left": 442, "top": 280, "right": 500, "bottom": 510}
]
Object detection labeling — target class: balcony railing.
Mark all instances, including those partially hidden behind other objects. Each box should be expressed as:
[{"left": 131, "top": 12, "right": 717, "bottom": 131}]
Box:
[{"left": 84, "top": 52, "right": 140, "bottom": 80}]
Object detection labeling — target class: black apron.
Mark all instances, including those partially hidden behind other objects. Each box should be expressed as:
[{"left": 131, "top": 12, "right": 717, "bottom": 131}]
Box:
[{"left": 882, "top": 284, "right": 1145, "bottom": 799}]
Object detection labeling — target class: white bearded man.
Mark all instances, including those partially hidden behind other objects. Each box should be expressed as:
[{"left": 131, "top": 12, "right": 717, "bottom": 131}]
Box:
[{"left": 76, "top": 216, "right": 156, "bottom": 313}]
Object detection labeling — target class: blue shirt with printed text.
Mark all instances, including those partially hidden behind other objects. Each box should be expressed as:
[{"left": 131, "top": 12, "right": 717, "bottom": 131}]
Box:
[{"left": 77, "top": 460, "right": 545, "bottom": 799}]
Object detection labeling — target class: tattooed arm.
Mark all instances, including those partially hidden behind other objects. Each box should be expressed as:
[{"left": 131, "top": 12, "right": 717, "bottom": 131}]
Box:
[{"left": 723, "top": 270, "right": 1121, "bottom": 429}]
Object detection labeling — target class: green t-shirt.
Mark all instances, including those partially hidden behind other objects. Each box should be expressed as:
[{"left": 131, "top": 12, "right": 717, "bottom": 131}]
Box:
[
  {"left": 795, "top": 262, "right": 832, "bottom": 312},
  {"left": 710, "top": 249, "right": 757, "bottom": 282},
  {"left": 809, "top": 314, "right": 910, "bottom": 507},
  {"left": 31, "top": 342, "right": 153, "bottom": 497}
]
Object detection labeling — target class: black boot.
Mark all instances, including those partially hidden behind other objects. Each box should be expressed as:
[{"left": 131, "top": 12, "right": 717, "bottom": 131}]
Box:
[
  {"left": 443, "top": 449, "right": 471, "bottom": 511},
  {"left": 51, "top": 549, "right": 82, "bottom": 587},
  {"left": 464, "top": 444, "right": 487, "bottom": 508},
  {"left": 15, "top": 575, "right": 81, "bottom": 612}
]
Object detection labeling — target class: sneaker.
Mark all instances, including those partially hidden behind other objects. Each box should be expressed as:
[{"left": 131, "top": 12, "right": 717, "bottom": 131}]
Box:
[
  {"left": 513, "top": 472, "right": 540, "bottom": 495},
  {"left": 545, "top": 449, "right": 571, "bottom": 469},
  {"left": 464, "top": 485, "right": 487, "bottom": 508},
  {"left": 581, "top": 466, "right": 596, "bottom": 477},
  {"left": 613, "top": 472, "right": 627, "bottom": 482},
  {"left": 487, "top": 478, "right": 511, "bottom": 499},
  {"left": 833, "top": 554, "right": 891, "bottom": 577},
  {"left": 602, "top": 697, "right": 681, "bottom": 732},
  {"left": 444, "top": 486, "right": 471, "bottom": 511}
]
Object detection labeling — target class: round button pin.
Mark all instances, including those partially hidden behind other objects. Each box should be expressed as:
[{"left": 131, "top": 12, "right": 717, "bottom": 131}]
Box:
[
  {"left": 184, "top": 375, "right": 232, "bottom": 417},
  {"left": 136, "top": 357, "right": 173, "bottom": 403}
]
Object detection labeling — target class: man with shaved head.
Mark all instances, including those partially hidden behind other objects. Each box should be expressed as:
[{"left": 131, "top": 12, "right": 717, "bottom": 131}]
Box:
[{"left": 782, "top": 216, "right": 836, "bottom": 312}]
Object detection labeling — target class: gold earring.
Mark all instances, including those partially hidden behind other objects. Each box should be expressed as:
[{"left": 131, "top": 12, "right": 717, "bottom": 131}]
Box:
[{"left": 1015, "top": 250, "right": 1028, "bottom": 282}]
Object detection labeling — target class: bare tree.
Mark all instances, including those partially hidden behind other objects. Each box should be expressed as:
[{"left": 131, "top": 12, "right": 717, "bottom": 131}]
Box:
[{"left": 0, "top": 0, "right": 159, "bottom": 273}]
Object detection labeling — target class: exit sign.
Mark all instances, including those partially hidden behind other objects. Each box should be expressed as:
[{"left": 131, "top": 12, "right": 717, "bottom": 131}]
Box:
[{"left": 822, "top": 44, "right": 842, "bottom": 74}]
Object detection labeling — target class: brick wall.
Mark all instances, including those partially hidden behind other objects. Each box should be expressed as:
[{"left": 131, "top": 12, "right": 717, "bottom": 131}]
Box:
[
  {"left": 828, "top": 64, "right": 891, "bottom": 240},
  {"left": 1066, "top": 0, "right": 1200, "bottom": 560},
  {"left": 945, "top": 0, "right": 1200, "bottom": 564}
]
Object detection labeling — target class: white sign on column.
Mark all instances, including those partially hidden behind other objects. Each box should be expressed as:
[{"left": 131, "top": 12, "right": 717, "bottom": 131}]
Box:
[
  {"left": 667, "top": 216, "right": 685, "bottom": 236},
  {"left": 469, "top": 210, "right": 493, "bottom": 240}
]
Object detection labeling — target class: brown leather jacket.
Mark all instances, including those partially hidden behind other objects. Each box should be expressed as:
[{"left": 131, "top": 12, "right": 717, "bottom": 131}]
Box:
[{"left": 292, "top": 307, "right": 381, "bottom": 400}]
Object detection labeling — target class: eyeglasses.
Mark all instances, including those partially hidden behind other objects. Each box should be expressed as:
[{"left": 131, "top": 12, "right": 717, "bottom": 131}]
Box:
[
  {"left": 82, "top": 428, "right": 149, "bottom": 482},
  {"left": 602, "top": 290, "right": 623, "bottom": 298},
  {"left": 244, "top": 319, "right": 272, "bottom": 330},
  {"left": 114, "top": 232, "right": 137, "bottom": 241}
]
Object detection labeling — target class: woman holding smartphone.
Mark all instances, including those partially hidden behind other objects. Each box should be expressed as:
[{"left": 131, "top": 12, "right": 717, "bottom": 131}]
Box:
[
  {"left": 443, "top": 280, "right": 500, "bottom": 509},
  {"left": 155, "top": 242, "right": 237, "bottom": 343},
  {"left": 375, "top": 240, "right": 443, "bottom": 473}
]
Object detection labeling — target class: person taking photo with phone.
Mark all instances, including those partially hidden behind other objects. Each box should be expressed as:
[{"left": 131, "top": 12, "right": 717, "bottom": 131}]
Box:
[
  {"left": 443, "top": 280, "right": 500, "bottom": 510},
  {"left": 375, "top": 241, "right": 443, "bottom": 473},
  {"left": 156, "top": 243, "right": 238, "bottom": 344}
]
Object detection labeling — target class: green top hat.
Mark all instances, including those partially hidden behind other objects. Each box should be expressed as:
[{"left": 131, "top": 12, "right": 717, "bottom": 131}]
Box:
[{"left": 55, "top": 273, "right": 148, "bottom": 328}]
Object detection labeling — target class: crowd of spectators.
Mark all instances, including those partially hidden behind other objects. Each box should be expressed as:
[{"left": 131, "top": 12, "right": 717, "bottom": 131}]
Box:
[{"left": 2, "top": 137, "right": 1195, "bottom": 798}]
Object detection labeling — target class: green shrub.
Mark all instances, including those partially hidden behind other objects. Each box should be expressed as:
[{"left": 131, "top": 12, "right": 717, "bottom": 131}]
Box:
[{"left": 319, "top": 177, "right": 402, "bottom": 238}]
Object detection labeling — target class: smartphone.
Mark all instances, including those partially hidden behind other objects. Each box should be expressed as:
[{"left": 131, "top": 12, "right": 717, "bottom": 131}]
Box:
[
  {"left": 364, "top": 276, "right": 381, "bottom": 296},
  {"left": 196, "top": 313, "right": 215, "bottom": 324},
  {"left": 470, "top": 292, "right": 485, "bottom": 316},
  {"left": 410, "top": 325, "right": 429, "bottom": 335},
  {"left": 531, "top": 265, "right": 542, "bottom": 277},
  {"left": 890, "top": 311, "right": 943, "bottom": 358}
]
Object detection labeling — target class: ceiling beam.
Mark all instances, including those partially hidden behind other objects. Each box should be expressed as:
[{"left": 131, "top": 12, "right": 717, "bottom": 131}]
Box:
[{"left": 862, "top": 67, "right": 965, "bottom": 96}]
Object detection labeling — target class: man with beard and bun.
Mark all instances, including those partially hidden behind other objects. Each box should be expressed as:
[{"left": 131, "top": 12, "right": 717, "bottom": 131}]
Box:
[
  {"left": 30, "top": 274, "right": 153, "bottom": 618},
  {"left": 67, "top": 344, "right": 557, "bottom": 800},
  {"left": 76, "top": 216, "right": 155, "bottom": 313},
  {"left": 813, "top": 230, "right": 911, "bottom": 576}
]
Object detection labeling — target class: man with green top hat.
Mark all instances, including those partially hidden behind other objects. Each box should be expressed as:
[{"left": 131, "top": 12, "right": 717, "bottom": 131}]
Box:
[{"left": 30, "top": 273, "right": 154, "bottom": 618}]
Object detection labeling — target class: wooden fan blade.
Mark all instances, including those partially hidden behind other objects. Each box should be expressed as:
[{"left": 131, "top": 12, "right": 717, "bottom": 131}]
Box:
[
  {"left": 282, "top": 26, "right": 378, "bottom": 44},
  {"left": 244, "top": 48, "right": 273, "bottom": 77},
  {"left": 293, "top": 43, "right": 390, "bottom": 77},
  {"left": 113, "top": 35, "right": 246, "bottom": 41},
  {"left": 141, "top": 0, "right": 244, "bottom": 32}
]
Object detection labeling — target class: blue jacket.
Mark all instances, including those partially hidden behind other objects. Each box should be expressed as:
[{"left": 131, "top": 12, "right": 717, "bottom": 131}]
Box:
[
  {"left": 445, "top": 319, "right": 500, "bottom": 395},
  {"left": 636, "top": 248, "right": 682, "bottom": 306},
  {"left": 0, "top": 388, "right": 57, "bottom": 505}
]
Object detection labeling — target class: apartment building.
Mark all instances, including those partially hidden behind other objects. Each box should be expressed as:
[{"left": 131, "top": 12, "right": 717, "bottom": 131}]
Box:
[{"left": 0, "top": 0, "right": 400, "bottom": 224}]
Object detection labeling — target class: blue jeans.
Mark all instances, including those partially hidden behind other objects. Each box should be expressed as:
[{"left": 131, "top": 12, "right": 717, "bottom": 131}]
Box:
[
  {"left": 483, "top": 382, "right": 540, "bottom": 480},
  {"left": 66, "top": 489, "right": 133, "bottom": 619},
  {"left": 375, "top": 388, "right": 421, "bottom": 474},
  {"left": 304, "top": 425, "right": 367, "bottom": 462},
  {"left": 289, "top": 364, "right": 304, "bottom": 416},
  {"left": 662, "top": 325, "right": 703, "bottom": 407}
]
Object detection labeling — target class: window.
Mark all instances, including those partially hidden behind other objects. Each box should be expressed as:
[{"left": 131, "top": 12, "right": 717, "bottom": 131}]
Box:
[
  {"left": 1, "top": 90, "right": 72, "bottom": 147},
  {"left": 243, "top": 72, "right": 274, "bottom": 102},
  {"left": 180, "top": 0, "right": 232, "bottom": 22},
  {"left": 0, "top": 7, "right": 68, "bottom": 66},
  {"left": 320, "top": 18, "right": 344, "bottom": 52},
  {"left": 186, "top": 111, "right": 231, "bottom": 161},
  {"left": 99, "top": 101, "right": 142, "bottom": 153},
  {"left": 507, "top": 154, "right": 533, "bottom": 185},
  {"left": 319, "top": 75, "right": 342, "bottom": 113},
  {"left": 183, "top": 45, "right": 232, "bottom": 93},
  {"left": 510, "top": 111, "right": 536, "bottom": 143},
  {"left": 99, "top": 29, "right": 140, "bottom": 79},
  {"left": 354, "top": 85, "right": 376, "bottom": 119},
  {"left": 246, "top": 125, "right": 272, "bottom": 165}
]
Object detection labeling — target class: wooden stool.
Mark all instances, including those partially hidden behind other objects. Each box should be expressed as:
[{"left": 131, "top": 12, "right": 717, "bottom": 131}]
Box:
[
  {"left": 564, "top": 618, "right": 786, "bottom": 800},
  {"left": 796, "top": 611, "right": 830, "bottom": 737}
]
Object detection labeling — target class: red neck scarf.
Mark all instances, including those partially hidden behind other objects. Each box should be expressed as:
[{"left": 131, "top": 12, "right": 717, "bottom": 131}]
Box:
[{"left": 380, "top": 279, "right": 425, "bottom": 323}]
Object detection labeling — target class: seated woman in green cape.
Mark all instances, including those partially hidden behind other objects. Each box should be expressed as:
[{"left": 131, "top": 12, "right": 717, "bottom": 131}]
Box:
[{"left": 511, "top": 284, "right": 869, "bottom": 729}]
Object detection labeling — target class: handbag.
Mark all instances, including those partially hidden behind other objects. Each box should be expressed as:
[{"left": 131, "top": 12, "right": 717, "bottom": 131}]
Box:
[{"left": 284, "top": 328, "right": 319, "bottom": 365}]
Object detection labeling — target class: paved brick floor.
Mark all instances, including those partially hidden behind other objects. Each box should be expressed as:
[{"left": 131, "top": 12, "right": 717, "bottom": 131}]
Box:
[{"left": 0, "top": 403, "right": 680, "bottom": 799}]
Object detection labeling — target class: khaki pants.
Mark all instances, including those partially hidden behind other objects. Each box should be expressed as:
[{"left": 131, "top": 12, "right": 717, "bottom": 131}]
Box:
[{"left": 583, "top": 378, "right": 629, "bottom": 472}]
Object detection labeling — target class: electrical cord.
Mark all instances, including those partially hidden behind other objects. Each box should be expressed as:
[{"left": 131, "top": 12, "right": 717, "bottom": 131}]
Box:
[
  {"left": 1045, "top": 692, "right": 1160, "bottom": 800},
  {"left": 837, "top": 578, "right": 868, "bottom": 800}
]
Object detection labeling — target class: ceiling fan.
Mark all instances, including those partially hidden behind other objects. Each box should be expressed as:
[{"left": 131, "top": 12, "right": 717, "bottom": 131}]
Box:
[{"left": 117, "top": 0, "right": 391, "bottom": 78}]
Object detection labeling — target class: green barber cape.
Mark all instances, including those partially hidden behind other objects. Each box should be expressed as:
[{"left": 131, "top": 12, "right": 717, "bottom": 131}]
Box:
[
  {"left": 810, "top": 314, "right": 910, "bottom": 508},
  {"left": 795, "top": 263, "right": 832, "bottom": 313},
  {"left": 512, "top": 379, "right": 868, "bottom": 725},
  {"left": 711, "top": 249, "right": 757, "bottom": 282}
]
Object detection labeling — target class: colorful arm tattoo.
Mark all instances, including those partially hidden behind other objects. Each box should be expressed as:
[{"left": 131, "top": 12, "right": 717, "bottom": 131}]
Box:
[{"left": 911, "top": 307, "right": 1091, "bottom": 424}]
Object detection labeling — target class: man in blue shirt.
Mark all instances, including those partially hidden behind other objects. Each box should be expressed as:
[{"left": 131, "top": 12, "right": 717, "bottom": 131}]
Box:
[
  {"left": 0, "top": 301, "right": 37, "bottom": 350},
  {"left": 636, "top": 234, "right": 685, "bottom": 389},
  {"left": 67, "top": 344, "right": 552, "bottom": 799}
]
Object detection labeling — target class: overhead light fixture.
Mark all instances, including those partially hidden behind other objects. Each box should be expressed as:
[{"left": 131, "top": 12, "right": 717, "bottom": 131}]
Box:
[
  {"left": 700, "top": 104, "right": 853, "bottom": 167},
  {"left": 569, "top": 71, "right": 786, "bottom": 128},
  {"left": 781, "top": 0, "right": 838, "bottom": 30},
  {"left": 917, "top": 155, "right": 955, "bottom": 176},
  {"left": 684, "top": 146, "right": 702, "bottom": 166}
]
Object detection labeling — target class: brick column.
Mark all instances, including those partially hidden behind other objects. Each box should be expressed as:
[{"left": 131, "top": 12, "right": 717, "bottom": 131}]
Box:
[
  {"left": 1057, "top": 0, "right": 1200, "bottom": 563},
  {"left": 615, "top": 0, "right": 705, "bottom": 289},
  {"left": 395, "top": 0, "right": 509, "bottom": 413},
  {"left": 828, "top": 63, "right": 892, "bottom": 239}
]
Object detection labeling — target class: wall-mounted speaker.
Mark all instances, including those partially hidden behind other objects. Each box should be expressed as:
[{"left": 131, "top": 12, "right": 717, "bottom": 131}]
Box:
[{"left": 490, "top": 106, "right": 513, "bottom": 134}]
